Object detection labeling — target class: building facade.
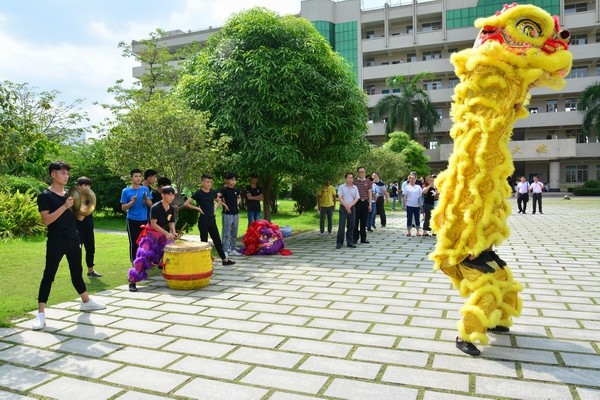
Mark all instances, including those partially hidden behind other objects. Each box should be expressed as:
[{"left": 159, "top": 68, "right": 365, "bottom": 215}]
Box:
[{"left": 133, "top": 0, "right": 600, "bottom": 191}]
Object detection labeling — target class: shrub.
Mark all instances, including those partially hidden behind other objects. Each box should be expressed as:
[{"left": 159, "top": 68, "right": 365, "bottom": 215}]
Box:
[
  {"left": 572, "top": 187, "right": 600, "bottom": 196},
  {"left": 290, "top": 184, "right": 317, "bottom": 215},
  {"left": 0, "top": 190, "right": 46, "bottom": 240},
  {"left": 583, "top": 180, "right": 600, "bottom": 189},
  {"left": 0, "top": 175, "right": 47, "bottom": 195}
]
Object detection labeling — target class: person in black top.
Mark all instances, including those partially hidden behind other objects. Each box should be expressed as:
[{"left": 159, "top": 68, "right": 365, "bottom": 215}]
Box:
[
  {"left": 151, "top": 176, "right": 172, "bottom": 205},
  {"left": 183, "top": 174, "right": 235, "bottom": 266},
  {"left": 245, "top": 174, "right": 263, "bottom": 226},
  {"left": 75, "top": 177, "right": 102, "bottom": 278},
  {"left": 220, "top": 173, "right": 242, "bottom": 256},
  {"left": 33, "top": 162, "right": 106, "bottom": 331},
  {"left": 150, "top": 185, "right": 178, "bottom": 241},
  {"left": 421, "top": 175, "right": 438, "bottom": 236}
]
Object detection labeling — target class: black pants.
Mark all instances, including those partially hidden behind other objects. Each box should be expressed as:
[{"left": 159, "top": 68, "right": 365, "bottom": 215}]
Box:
[
  {"left": 337, "top": 206, "right": 356, "bottom": 246},
  {"left": 532, "top": 193, "right": 542, "bottom": 213},
  {"left": 199, "top": 215, "right": 226, "bottom": 260},
  {"left": 127, "top": 219, "right": 146, "bottom": 262},
  {"left": 375, "top": 196, "right": 386, "bottom": 227},
  {"left": 353, "top": 200, "right": 369, "bottom": 243},
  {"left": 38, "top": 235, "right": 87, "bottom": 304},
  {"left": 78, "top": 226, "right": 95, "bottom": 267},
  {"left": 422, "top": 203, "right": 434, "bottom": 231},
  {"left": 517, "top": 193, "right": 529, "bottom": 212},
  {"left": 320, "top": 206, "right": 334, "bottom": 233}
]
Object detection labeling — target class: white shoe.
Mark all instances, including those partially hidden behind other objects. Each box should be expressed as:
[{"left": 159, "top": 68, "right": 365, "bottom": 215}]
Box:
[
  {"left": 230, "top": 250, "right": 242, "bottom": 256},
  {"left": 80, "top": 298, "right": 106, "bottom": 311},
  {"left": 32, "top": 312, "right": 46, "bottom": 330}
]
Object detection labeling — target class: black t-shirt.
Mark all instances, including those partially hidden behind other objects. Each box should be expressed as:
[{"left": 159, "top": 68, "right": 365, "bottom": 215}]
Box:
[
  {"left": 424, "top": 187, "right": 437, "bottom": 205},
  {"left": 245, "top": 185, "right": 262, "bottom": 212},
  {"left": 151, "top": 189, "right": 162, "bottom": 205},
  {"left": 150, "top": 201, "right": 175, "bottom": 230},
  {"left": 391, "top": 185, "right": 398, "bottom": 197},
  {"left": 191, "top": 189, "right": 218, "bottom": 217},
  {"left": 76, "top": 214, "right": 94, "bottom": 231},
  {"left": 220, "top": 186, "right": 240, "bottom": 215},
  {"left": 37, "top": 189, "right": 78, "bottom": 238}
]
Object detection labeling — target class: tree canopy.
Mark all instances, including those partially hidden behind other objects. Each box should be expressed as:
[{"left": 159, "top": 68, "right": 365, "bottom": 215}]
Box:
[
  {"left": 579, "top": 82, "right": 600, "bottom": 141},
  {"left": 178, "top": 7, "right": 369, "bottom": 220},
  {"left": 383, "top": 131, "right": 430, "bottom": 177},
  {"left": 356, "top": 145, "right": 407, "bottom": 184},
  {"left": 373, "top": 72, "right": 440, "bottom": 139}
]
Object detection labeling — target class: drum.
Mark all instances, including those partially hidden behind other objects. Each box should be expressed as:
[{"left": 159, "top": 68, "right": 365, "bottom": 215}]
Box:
[{"left": 162, "top": 241, "right": 213, "bottom": 290}]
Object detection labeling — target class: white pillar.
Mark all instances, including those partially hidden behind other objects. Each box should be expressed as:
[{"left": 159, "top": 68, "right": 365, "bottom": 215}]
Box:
[{"left": 549, "top": 161, "right": 560, "bottom": 192}]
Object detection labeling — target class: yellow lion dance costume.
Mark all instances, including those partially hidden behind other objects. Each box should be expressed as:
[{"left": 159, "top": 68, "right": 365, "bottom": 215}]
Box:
[{"left": 430, "top": 3, "right": 572, "bottom": 356}]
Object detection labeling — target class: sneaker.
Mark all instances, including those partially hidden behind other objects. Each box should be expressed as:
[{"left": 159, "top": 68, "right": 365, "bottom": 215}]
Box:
[
  {"left": 32, "top": 312, "right": 45, "bottom": 331},
  {"left": 456, "top": 337, "right": 480, "bottom": 356},
  {"left": 463, "top": 253, "right": 495, "bottom": 273},
  {"left": 488, "top": 326, "right": 510, "bottom": 333},
  {"left": 87, "top": 271, "right": 102, "bottom": 278},
  {"left": 487, "top": 250, "right": 507, "bottom": 267},
  {"left": 230, "top": 250, "right": 242, "bottom": 256},
  {"left": 80, "top": 298, "right": 106, "bottom": 312},
  {"left": 222, "top": 259, "right": 236, "bottom": 266},
  {"left": 129, "top": 283, "right": 138, "bottom": 292}
]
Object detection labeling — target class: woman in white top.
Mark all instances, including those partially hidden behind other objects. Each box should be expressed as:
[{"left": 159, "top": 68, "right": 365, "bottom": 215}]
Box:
[{"left": 403, "top": 174, "right": 423, "bottom": 237}]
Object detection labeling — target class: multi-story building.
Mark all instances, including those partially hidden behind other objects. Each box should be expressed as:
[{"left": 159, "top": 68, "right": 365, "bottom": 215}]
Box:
[{"left": 133, "top": 0, "right": 600, "bottom": 191}]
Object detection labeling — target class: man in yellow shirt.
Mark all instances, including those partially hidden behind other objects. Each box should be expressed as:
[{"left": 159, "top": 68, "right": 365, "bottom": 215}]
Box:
[{"left": 317, "top": 180, "right": 337, "bottom": 235}]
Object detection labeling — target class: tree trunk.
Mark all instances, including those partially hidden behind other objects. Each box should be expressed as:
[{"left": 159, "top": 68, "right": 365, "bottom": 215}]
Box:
[{"left": 263, "top": 175, "right": 273, "bottom": 221}]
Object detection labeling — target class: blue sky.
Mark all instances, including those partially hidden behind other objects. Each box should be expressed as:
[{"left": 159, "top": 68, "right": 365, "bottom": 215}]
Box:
[{"left": 0, "top": 0, "right": 303, "bottom": 127}]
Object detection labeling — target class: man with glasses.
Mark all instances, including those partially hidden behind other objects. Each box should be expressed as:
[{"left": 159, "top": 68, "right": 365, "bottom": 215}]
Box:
[{"left": 353, "top": 167, "right": 372, "bottom": 244}]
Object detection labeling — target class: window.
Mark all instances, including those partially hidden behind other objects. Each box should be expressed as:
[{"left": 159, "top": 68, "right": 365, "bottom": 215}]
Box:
[
  {"left": 423, "top": 50, "right": 442, "bottom": 61},
  {"left": 547, "top": 130, "right": 556, "bottom": 140},
  {"left": 529, "top": 107, "right": 538, "bottom": 114},
  {"left": 448, "top": 48, "right": 458, "bottom": 54},
  {"left": 391, "top": 32, "right": 400, "bottom": 36},
  {"left": 566, "top": 66, "right": 588, "bottom": 79},
  {"left": 365, "top": 57, "right": 375, "bottom": 67},
  {"left": 366, "top": 30, "right": 375, "bottom": 39},
  {"left": 392, "top": 88, "right": 400, "bottom": 93},
  {"left": 448, "top": 78, "right": 460, "bottom": 88},
  {"left": 406, "top": 25, "right": 413, "bottom": 34},
  {"left": 566, "top": 166, "right": 588, "bottom": 183},
  {"left": 566, "top": 129, "right": 587, "bottom": 143},
  {"left": 423, "top": 80, "right": 443, "bottom": 90},
  {"left": 392, "top": 60, "right": 401, "bottom": 64},
  {"left": 381, "top": 61, "right": 389, "bottom": 65},
  {"left": 435, "top": 108, "right": 443, "bottom": 119},
  {"left": 421, "top": 21, "right": 442, "bottom": 32},
  {"left": 565, "top": 99, "right": 578, "bottom": 112},
  {"left": 571, "top": 34, "right": 587, "bottom": 45},
  {"left": 427, "top": 140, "right": 439, "bottom": 150},
  {"left": 546, "top": 100, "right": 558, "bottom": 112},
  {"left": 382, "top": 89, "right": 390, "bottom": 94},
  {"left": 596, "top": 65, "right": 600, "bottom": 76},
  {"left": 365, "top": 85, "right": 375, "bottom": 95},
  {"left": 407, "top": 53, "right": 416, "bottom": 63},
  {"left": 564, "top": 2, "right": 588, "bottom": 14}
]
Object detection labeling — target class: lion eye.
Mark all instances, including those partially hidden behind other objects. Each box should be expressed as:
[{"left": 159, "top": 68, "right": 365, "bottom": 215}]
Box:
[{"left": 517, "top": 19, "right": 541, "bottom": 38}]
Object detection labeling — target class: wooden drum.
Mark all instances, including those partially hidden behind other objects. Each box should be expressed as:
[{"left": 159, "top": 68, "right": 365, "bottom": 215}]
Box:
[{"left": 162, "top": 241, "right": 213, "bottom": 290}]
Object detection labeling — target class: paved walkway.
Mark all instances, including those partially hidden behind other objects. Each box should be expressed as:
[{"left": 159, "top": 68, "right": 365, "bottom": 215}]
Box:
[{"left": 1, "top": 197, "right": 599, "bottom": 400}]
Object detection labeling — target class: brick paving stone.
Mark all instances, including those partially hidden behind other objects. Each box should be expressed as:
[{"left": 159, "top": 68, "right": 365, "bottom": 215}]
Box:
[
  {"left": 175, "top": 377, "right": 268, "bottom": 400},
  {"left": 327, "top": 331, "right": 396, "bottom": 347},
  {"left": 108, "top": 299, "right": 163, "bottom": 309},
  {"left": 160, "top": 325, "right": 223, "bottom": 340},
  {"left": 269, "top": 392, "right": 322, "bottom": 400},
  {"left": 162, "top": 338, "right": 235, "bottom": 358},
  {"left": 226, "top": 347, "right": 303, "bottom": 368},
  {"left": 578, "top": 388, "right": 600, "bottom": 400},
  {"left": 352, "top": 346, "right": 429, "bottom": 367},
  {"left": 422, "top": 392, "right": 489, "bottom": 400},
  {"left": 382, "top": 365, "right": 469, "bottom": 392},
  {"left": 561, "top": 352, "right": 600, "bottom": 368},
  {"left": 267, "top": 290, "right": 315, "bottom": 299},
  {"left": 307, "top": 318, "right": 371, "bottom": 333},
  {"left": 57, "top": 324, "right": 123, "bottom": 340},
  {"left": 299, "top": 286, "right": 346, "bottom": 295},
  {"left": 521, "top": 363, "right": 600, "bottom": 386},
  {"left": 0, "top": 365, "right": 55, "bottom": 391},
  {"left": 0, "top": 390, "right": 37, "bottom": 399},
  {"left": 232, "top": 294, "right": 283, "bottom": 304},
  {"left": 108, "top": 331, "right": 175, "bottom": 348},
  {"left": 516, "top": 336, "right": 597, "bottom": 353},
  {"left": 0, "top": 345, "right": 63, "bottom": 367},
  {"left": 263, "top": 325, "right": 329, "bottom": 340},
  {"left": 43, "top": 354, "right": 121, "bottom": 378},
  {"left": 51, "top": 338, "right": 121, "bottom": 358},
  {"left": 194, "top": 298, "right": 247, "bottom": 309},
  {"left": 107, "top": 346, "right": 181, "bottom": 368},
  {"left": 291, "top": 307, "right": 348, "bottom": 319},
  {"left": 280, "top": 338, "right": 352, "bottom": 358},
  {"left": 207, "top": 318, "right": 269, "bottom": 333},
  {"left": 153, "top": 303, "right": 207, "bottom": 314},
  {"left": 108, "top": 308, "right": 166, "bottom": 320},
  {"left": 241, "top": 303, "right": 295, "bottom": 314},
  {"left": 201, "top": 307, "right": 257, "bottom": 320},
  {"left": 550, "top": 327, "right": 600, "bottom": 341},
  {"left": 250, "top": 313, "right": 311, "bottom": 326},
  {"left": 155, "top": 313, "right": 214, "bottom": 326},
  {"left": 241, "top": 367, "right": 328, "bottom": 394},
  {"left": 216, "top": 331, "right": 285, "bottom": 348},
  {"left": 3, "top": 330, "right": 70, "bottom": 348},
  {"left": 299, "top": 355, "right": 381, "bottom": 379},
  {"left": 32, "top": 376, "right": 122, "bottom": 400},
  {"left": 324, "top": 378, "right": 418, "bottom": 400},
  {"left": 108, "top": 318, "right": 170, "bottom": 333},
  {"left": 0, "top": 328, "right": 21, "bottom": 338},
  {"left": 370, "top": 323, "right": 437, "bottom": 339},
  {"left": 347, "top": 311, "right": 407, "bottom": 325},
  {"left": 114, "top": 390, "right": 172, "bottom": 400},
  {"left": 104, "top": 365, "right": 189, "bottom": 393},
  {"left": 476, "top": 376, "right": 573, "bottom": 400},
  {"left": 168, "top": 355, "right": 250, "bottom": 379},
  {"left": 433, "top": 354, "right": 517, "bottom": 377},
  {"left": 63, "top": 312, "right": 122, "bottom": 326}
]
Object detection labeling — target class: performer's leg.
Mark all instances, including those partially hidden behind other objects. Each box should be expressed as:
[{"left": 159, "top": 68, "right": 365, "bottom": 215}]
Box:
[{"left": 64, "top": 237, "right": 87, "bottom": 295}]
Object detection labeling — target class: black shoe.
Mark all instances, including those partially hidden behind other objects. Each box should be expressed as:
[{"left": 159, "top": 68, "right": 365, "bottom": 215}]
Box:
[
  {"left": 487, "top": 251, "right": 507, "bottom": 267},
  {"left": 517, "top": 210, "right": 522, "bottom": 214},
  {"left": 488, "top": 326, "right": 510, "bottom": 333},
  {"left": 222, "top": 259, "right": 236, "bottom": 266},
  {"left": 352, "top": 241, "right": 358, "bottom": 245},
  {"left": 539, "top": 212, "right": 543, "bottom": 214},
  {"left": 336, "top": 243, "right": 342, "bottom": 249},
  {"left": 129, "top": 283, "right": 137, "bottom": 292},
  {"left": 361, "top": 240, "right": 370, "bottom": 244},
  {"left": 522, "top": 211, "right": 526, "bottom": 214},
  {"left": 87, "top": 271, "right": 102, "bottom": 278},
  {"left": 381, "top": 225, "right": 386, "bottom": 228},
  {"left": 347, "top": 244, "right": 357, "bottom": 248},
  {"left": 367, "top": 229, "right": 373, "bottom": 232},
  {"left": 456, "top": 337, "right": 480, "bottom": 356},
  {"left": 463, "top": 253, "right": 495, "bottom": 273}
]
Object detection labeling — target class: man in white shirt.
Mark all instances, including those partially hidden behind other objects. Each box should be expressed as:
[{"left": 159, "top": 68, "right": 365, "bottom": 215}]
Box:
[
  {"left": 336, "top": 172, "right": 360, "bottom": 249},
  {"left": 529, "top": 176, "right": 544, "bottom": 214},
  {"left": 515, "top": 176, "right": 530, "bottom": 214}
]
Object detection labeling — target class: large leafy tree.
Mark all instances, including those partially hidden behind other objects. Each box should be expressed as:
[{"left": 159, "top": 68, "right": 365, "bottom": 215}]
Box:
[
  {"left": 0, "top": 81, "right": 88, "bottom": 178},
  {"left": 579, "top": 82, "right": 600, "bottom": 141},
  {"left": 383, "top": 131, "right": 430, "bottom": 177},
  {"left": 356, "top": 146, "right": 408, "bottom": 184},
  {"left": 178, "top": 7, "right": 369, "bottom": 220},
  {"left": 373, "top": 72, "right": 440, "bottom": 139}
]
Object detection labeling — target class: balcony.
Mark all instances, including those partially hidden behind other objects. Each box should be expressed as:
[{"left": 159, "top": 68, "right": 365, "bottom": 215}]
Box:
[
  {"left": 362, "top": 57, "right": 453, "bottom": 80},
  {"left": 514, "top": 110, "right": 582, "bottom": 129}
]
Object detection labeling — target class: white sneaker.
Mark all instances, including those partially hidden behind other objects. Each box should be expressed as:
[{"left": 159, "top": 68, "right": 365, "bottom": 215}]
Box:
[
  {"left": 230, "top": 249, "right": 242, "bottom": 256},
  {"left": 32, "top": 312, "right": 45, "bottom": 330},
  {"left": 80, "top": 298, "right": 106, "bottom": 312}
]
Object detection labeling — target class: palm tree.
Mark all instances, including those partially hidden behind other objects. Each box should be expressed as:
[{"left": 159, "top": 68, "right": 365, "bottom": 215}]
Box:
[
  {"left": 579, "top": 82, "right": 600, "bottom": 141},
  {"left": 373, "top": 71, "right": 441, "bottom": 139}
]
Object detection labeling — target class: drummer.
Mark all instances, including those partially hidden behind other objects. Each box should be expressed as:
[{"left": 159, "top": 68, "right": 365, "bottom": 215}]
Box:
[{"left": 150, "top": 185, "right": 178, "bottom": 241}]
